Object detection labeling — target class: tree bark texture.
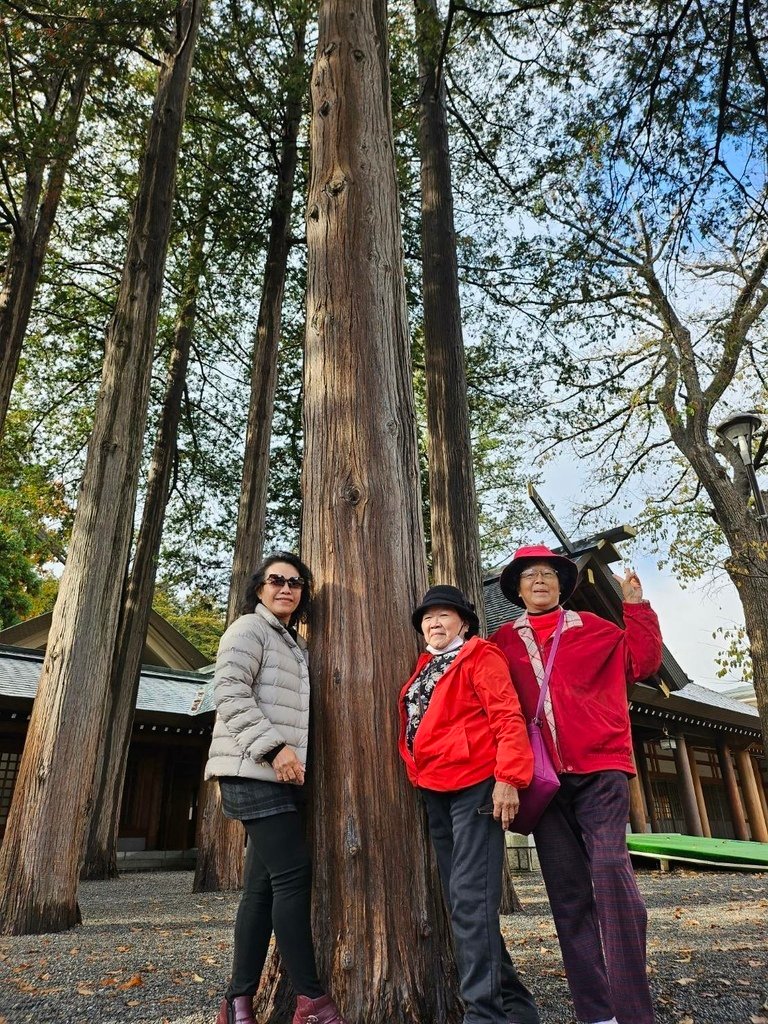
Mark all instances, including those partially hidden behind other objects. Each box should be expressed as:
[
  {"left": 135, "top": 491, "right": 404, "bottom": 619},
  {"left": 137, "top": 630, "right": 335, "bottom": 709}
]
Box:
[
  {"left": 414, "top": 0, "right": 485, "bottom": 628},
  {"left": 728, "top": 552, "right": 768, "bottom": 752},
  {"left": 226, "top": 15, "right": 308, "bottom": 623},
  {"left": 0, "top": 0, "right": 202, "bottom": 934},
  {"left": 301, "top": 2, "right": 460, "bottom": 1019},
  {"left": 0, "top": 61, "right": 90, "bottom": 437},
  {"left": 82, "top": 215, "right": 205, "bottom": 881}
]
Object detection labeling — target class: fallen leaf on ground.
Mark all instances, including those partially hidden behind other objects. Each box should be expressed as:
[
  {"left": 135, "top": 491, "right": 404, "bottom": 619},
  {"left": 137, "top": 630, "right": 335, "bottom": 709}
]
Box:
[
  {"left": 675, "top": 977, "right": 696, "bottom": 986},
  {"left": 119, "top": 974, "right": 143, "bottom": 990},
  {"left": 76, "top": 985, "right": 95, "bottom": 996}
]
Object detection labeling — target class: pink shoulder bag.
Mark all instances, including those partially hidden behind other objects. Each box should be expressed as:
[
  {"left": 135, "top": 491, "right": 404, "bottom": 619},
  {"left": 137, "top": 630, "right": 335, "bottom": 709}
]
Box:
[{"left": 512, "top": 611, "right": 564, "bottom": 835}]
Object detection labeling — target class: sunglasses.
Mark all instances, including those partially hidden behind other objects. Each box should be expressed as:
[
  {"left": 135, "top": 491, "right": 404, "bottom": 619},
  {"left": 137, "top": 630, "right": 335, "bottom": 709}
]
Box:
[{"left": 264, "top": 573, "right": 305, "bottom": 590}]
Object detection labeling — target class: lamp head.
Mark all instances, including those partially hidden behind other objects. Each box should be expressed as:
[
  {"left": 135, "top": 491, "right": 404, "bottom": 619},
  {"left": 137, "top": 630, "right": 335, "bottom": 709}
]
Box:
[{"left": 715, "top": 411, "right": 763, "bottom": 466}]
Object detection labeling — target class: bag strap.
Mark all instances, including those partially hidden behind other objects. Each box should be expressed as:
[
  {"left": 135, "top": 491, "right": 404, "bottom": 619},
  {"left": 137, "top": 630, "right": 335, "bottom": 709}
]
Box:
[{"left": 533, "top": 609, "right": 565, "bottom": 722}]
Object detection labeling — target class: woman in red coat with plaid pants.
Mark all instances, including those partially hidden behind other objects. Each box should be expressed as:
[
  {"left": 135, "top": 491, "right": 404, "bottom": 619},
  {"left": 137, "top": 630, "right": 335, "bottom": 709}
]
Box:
[{"left": 491, "top": 546, "right": 663, "bottom": 1024}]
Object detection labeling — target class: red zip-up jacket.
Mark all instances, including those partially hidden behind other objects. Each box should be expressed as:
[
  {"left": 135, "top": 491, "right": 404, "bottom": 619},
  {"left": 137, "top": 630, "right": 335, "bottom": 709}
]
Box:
[
  {"left": 398, "top": 636, "right": 534, "bottom": 792},
  {"left": 490, "top": 603, "right": 662, "bottom": 776}
]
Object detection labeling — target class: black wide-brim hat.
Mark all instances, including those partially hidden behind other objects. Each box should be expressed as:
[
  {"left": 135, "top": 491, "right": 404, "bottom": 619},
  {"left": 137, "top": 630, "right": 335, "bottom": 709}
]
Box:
[
  {"left": 411, "top": 584, "right": 480, "bottom": 637},
  {"left": 499, "top": 544, "right": 579, "bottom": 608}
]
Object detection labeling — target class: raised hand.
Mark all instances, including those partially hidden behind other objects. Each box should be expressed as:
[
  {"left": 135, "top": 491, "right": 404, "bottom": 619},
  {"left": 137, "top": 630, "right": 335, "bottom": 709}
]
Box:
[{"left": 612, "top": 567, "right": 643, "bottom": 604}]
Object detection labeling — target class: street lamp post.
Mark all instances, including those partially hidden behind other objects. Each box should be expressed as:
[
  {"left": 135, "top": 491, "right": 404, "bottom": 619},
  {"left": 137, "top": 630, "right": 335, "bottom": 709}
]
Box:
[{"left": 715, "top": 411, "right": 768, "bottom": 537}]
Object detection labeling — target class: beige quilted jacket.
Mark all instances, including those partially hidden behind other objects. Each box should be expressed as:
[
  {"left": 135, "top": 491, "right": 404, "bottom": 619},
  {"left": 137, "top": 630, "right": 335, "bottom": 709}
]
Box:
[{"left": 204, "top": 603, "right": 310, "bottom": 782}]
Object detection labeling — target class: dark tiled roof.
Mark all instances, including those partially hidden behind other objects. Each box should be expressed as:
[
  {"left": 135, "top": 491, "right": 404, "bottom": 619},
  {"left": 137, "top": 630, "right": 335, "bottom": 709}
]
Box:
[
  {"left": 483, "top": 574, "right": 523, "bottom": 635},
  {"left": 0, "top": 646, "right": 213, "bottom": 717}
]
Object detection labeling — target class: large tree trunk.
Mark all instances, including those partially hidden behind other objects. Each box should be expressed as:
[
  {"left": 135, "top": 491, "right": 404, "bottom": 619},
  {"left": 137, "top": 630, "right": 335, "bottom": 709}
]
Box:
[
  {"left": 194, "top": 15, "right": 309, "bottom": 895},
  {"left": 0, "top": 62, "right": 90, "bottom": 437},
  {"left": 300, "top": 1, "right": 460, "bottom": 1019},
  {"left": 724, "top": 532, "right": 768, "bottom": 749},
  {"left": 414, "top": 0, "right": 485, "bottom": 627},
  {"left": 0, "top": 0, "right": 202, "bottom": 935},
  {"left": 81, "top": 215, "right": 206, "bottom": 881}
]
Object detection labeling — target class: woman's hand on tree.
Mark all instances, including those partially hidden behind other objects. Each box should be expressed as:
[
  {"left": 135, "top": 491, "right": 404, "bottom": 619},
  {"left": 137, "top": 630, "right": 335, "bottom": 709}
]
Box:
[{"left": 272, "top": 746, "right": 305, "bottom": 785}]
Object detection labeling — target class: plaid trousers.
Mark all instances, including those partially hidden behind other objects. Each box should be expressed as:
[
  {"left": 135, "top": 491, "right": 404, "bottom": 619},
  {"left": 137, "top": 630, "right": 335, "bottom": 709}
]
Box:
[{"left": 533, "top": 771, "right": 655, "bottom": 1024}]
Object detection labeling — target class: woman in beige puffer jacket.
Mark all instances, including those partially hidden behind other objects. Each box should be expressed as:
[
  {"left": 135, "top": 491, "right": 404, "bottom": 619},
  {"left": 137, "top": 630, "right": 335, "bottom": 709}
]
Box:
[{"left": 206, "top": 552, "right": 346, "bottom": 1024}]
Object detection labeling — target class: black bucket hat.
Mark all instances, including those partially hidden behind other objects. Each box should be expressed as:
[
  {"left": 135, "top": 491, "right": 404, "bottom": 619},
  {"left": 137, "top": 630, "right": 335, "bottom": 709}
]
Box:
[
  {"left": 411, "top": 584, "right": 480, "bottom": 637},
  {"left": 499, "top": 544, "right": 579, "bottom": 608}
]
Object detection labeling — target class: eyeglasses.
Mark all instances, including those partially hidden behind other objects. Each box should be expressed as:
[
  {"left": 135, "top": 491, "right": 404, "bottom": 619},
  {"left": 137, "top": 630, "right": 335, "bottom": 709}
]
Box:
[
  {"left": 519, "top": 569, "right": 559, "bottom": 581},
  {"left": 264, "top": 573, "right": 305, "bottom": 590}
]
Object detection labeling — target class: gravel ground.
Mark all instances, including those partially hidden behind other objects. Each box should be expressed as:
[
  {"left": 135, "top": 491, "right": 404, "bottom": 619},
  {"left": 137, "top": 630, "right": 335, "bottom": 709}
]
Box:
[{"left": 0, "top": 867, "right": 766, "bottom": 1024}]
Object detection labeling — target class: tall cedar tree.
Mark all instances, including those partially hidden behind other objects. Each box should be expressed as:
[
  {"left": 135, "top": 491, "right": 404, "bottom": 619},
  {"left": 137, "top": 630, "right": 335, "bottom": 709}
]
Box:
[
  {"left": 415, "top": 0, "right": 485, "bottom": 626},
  {"left": 0, "top": 37, "right": 91, "bottom": 436},
  {"left": 0, "top": 0, "right": 202, "bottom": 934},
  {"left": 300, "top": 0, "right": 461, "bottom": 1018},
  {"left": 193, "top": 3, "right": 310, "bottom": 895},
  {"left": 82, "top": 201, "right": 209, "bottom": 880}
]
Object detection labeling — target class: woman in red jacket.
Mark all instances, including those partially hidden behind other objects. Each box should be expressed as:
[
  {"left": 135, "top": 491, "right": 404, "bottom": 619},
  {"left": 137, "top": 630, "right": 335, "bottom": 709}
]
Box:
[
  {"left": 491, "top": 546, "right": 663, "bottom": 1024},
  {"left": 399, "top": 585, "right": 539, "bottom": 1024}
]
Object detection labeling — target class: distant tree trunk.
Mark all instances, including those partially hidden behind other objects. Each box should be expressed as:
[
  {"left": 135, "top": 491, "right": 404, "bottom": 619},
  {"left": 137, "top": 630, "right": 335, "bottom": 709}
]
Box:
[
  {"left": 299, "top": 1, "right": 460, "bottom": 1019},
  {"left": 414, "top": 0, "right": 485, "bottom": 628},
  {"left": 82, "top": 212, "right": 207, "bottom": 881},
  {"left": 0, "top": 62, "right": 90, "bottom": 437},
  {"left": 0, "top": 0, "right": 202, "bottom": 935},
  {"left": 195, "top": 13, "right": 309, "bottom": 896},
  {"left": 500, "top": 855, "right": 524, "bottom": 914},
  {"left": 193, "top": 781, "right": 247, "bottom": 892}
]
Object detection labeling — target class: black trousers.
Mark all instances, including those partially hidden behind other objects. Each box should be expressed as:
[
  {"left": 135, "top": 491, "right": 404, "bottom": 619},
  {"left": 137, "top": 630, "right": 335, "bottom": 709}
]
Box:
[
  {"left": 421, "top": 778, "right": 540, "bottom": 1024},
  {"left": 228, "top": 811, "right": 323, "bottom": 999}
]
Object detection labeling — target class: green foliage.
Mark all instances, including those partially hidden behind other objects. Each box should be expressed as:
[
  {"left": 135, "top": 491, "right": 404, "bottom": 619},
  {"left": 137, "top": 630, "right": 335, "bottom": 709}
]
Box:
[
  {"left": 152, "top": 586, "right": 225, "bottom": 662},
  {"left": 0, "top": 410, "right": 72, "bottom": 626},
  {"left": 713, "top": 624, "right": 753, "bottom": 682},
  {"left": 0, "top": 507, "right": 41, "bottom": 628}
]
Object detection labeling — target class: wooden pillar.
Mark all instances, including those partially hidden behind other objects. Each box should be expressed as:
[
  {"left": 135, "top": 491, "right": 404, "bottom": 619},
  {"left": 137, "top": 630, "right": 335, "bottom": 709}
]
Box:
[
  {"left": 635, "top": 740, "right": 659, "bottom": 832},
  {"left": 753, "top": 756, "right": 768, "bottom": 827},
  {"left": 628, "top": 745, "right": 648, "bottom": 833},
  {"left": 686, "top": 742, "right": 711, "bottom": 838},
  {"left": 628, "top": 775, "right": 647, "bottom": 834},
  {"left": 734, "top": 748, "right": 768, "bottom": 843},
  {"left": 673, "top": 733, "right": 703, "bottom": 836},
  {"left": 717, "top": 740, "right": 749, "bottom": 841}
]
